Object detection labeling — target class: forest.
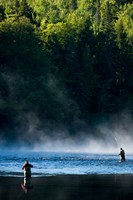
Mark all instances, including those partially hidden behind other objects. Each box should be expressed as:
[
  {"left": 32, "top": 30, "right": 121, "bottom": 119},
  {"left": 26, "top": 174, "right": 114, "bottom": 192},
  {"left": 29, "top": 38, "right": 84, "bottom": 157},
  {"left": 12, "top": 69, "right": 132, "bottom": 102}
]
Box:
[{"left": 0, "top": 0, "right": 133, "bottom": 144}]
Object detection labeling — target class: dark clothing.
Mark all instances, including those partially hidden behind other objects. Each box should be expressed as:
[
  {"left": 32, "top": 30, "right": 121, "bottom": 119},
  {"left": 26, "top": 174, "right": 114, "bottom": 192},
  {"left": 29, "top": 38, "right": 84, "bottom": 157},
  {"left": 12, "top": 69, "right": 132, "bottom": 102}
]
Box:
[
  {"left": 119, "top": 149, "right": 125, "bottom": 162},
  {"left": 22, "top": 163, "right": 33, "bottom": 170},
  {"left": 22, "top": 162, "right": 33, "bottom": 178}
]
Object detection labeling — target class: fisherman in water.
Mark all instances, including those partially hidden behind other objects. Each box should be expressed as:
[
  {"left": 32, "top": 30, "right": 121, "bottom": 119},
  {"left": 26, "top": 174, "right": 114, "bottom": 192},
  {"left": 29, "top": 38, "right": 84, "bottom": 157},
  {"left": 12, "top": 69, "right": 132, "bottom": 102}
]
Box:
[
  {"left": 21, "top": 160, "right": 33, "bottom": 192},
  {"left": 119, "top": 148, "right": 125, "bottom": 162},
  {"left": 22, "top": 160, "right": 33, "bottom": 177}
]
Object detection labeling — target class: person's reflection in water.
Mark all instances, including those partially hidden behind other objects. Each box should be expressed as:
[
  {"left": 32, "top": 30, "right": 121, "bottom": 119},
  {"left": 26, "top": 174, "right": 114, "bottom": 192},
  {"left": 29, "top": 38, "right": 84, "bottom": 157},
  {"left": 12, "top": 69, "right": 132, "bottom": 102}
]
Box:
[
  {"left": 21, "top": 176, "right": 33, "bottom": 193},
  {"left": 21, "top": 160, "right": 33, "bottom": 193}
]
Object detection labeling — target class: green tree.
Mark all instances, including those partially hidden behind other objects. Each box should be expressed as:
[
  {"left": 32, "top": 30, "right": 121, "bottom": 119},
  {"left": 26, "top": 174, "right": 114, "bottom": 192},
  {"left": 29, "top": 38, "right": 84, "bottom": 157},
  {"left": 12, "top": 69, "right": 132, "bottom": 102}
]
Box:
[
  {"left": 114, "top": 3, "right": 133, "bottom": 49},
  {"left": 0, "top": 0, "right": 33, "bottom": 20}
]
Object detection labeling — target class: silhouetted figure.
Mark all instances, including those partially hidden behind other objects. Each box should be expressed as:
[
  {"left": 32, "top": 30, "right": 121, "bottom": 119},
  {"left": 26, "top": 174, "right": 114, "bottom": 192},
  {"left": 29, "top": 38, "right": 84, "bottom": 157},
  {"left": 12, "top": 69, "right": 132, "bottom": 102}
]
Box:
[
  {"left": 21, "top": 160, "right": 33, "bottom": 193},
  {"left": 119, "top": 148, "right": 125, "bottom": 162},
  {"left": 22, "top": 160, "right": 33, "bottom": 178}
]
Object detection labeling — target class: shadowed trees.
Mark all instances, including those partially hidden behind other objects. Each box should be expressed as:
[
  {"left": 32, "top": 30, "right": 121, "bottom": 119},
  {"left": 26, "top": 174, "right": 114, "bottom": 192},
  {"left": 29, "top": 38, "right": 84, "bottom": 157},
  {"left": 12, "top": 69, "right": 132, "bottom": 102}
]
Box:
[{"left": 0, "top": 0, "right": 133, "bottom": 141}]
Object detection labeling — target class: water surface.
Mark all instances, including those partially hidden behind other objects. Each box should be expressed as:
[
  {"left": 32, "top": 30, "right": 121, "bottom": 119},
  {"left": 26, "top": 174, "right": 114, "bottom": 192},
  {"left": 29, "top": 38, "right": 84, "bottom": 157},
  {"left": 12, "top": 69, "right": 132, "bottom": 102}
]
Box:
[{"left": 0, "top": 151, "right": 133, "bottom": 176}]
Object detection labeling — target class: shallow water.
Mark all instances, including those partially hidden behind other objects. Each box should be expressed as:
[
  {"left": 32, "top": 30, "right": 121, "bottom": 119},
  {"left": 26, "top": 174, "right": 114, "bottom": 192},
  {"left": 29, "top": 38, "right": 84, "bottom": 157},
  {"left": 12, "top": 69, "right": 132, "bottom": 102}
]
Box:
[{"left": 0, "top": 151, "right": 133, "bottom": 176}]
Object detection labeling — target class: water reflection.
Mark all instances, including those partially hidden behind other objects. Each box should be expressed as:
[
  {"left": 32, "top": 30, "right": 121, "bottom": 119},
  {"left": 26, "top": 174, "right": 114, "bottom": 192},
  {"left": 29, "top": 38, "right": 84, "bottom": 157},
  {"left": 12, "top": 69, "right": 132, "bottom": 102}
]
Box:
[
  {"left": 21, "top": 176, "right": 33, "bottom": 193},
  {"left": 0, "top": 175, "right": 133, "bottom": 200}
]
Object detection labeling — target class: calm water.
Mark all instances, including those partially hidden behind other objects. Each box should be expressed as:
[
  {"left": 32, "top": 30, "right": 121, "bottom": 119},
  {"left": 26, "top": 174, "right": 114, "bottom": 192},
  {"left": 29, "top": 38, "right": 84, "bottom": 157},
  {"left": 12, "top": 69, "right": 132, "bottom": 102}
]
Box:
[{"left": 0, "top": 151, "right": 133, "bottom": 176}]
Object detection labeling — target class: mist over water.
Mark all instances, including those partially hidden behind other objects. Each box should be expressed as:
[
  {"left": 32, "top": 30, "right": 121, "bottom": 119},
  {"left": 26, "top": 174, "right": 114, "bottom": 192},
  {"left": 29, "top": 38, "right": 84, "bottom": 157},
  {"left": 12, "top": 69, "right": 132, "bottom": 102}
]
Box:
[
  {"left": 1, "top": 111, "right": 133, "bottom": 177},
  {"left": 21, "top": 133, "right": 133, "bottom": 154},
  {"left": 0, "top": 107, "right": 133, "bottom": 154},
  {"left": 0, "top": 72, "right": 133, "bottom": 154},
  {"left": 1, "top": 123, "right": 133, "bottom": 154}
]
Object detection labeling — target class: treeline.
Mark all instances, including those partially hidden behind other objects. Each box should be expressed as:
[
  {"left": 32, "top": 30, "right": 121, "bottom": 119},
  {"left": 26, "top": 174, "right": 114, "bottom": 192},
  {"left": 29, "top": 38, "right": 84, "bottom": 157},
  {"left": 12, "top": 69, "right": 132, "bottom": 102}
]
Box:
[{"left": 0, "top": 0, "right": 133, "bottom": 140}]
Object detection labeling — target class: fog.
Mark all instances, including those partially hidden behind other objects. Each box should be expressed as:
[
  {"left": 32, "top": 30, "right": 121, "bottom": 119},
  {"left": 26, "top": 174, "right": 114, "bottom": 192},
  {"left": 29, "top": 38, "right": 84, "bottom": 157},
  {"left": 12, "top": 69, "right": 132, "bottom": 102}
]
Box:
[
  {"left": 0, "top": 72, "right": 133, "bottom": 154},
  {"left": 1, "top": 133, "right": 132, "bottom": 154},
  {"left": 1, "top": 71, "right": 133, "bottom": 154},
  {"left": 0, "top": 110, "right": 133, "bottom": 154},
  {"left": 25, "top": 125, "right": 133, "bottom": 154},
  {"left": 23, "top": 111, "right": 133, "bottom": 154}
]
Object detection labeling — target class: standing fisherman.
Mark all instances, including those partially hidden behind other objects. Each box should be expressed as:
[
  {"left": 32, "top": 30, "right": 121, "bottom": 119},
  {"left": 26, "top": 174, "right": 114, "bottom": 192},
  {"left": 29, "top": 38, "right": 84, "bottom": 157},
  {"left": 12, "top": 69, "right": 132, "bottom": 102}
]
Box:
[
  {"left": 119, "top": 148, "right": 126, "bottom": 162},
  {"left": 22, "top": 160, "right": 33, "bottom": 178},
  {"left": 21, "top": 160, "right": 33, "bottom": 191}
]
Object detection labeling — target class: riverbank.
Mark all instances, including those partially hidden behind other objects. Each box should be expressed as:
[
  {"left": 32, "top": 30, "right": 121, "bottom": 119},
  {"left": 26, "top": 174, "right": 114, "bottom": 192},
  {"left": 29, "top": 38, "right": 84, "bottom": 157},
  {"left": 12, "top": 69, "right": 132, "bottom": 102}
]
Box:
[{"left": 0, "top": 174, "right": 133, "bottom": 200}]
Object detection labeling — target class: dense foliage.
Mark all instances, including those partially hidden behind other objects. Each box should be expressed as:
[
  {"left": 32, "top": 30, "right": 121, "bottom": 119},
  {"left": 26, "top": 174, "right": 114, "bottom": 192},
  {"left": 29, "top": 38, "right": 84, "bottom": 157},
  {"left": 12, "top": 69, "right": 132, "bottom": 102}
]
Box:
[{"left": 0, "top": 0, "right": 133, "bottom": 141}]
